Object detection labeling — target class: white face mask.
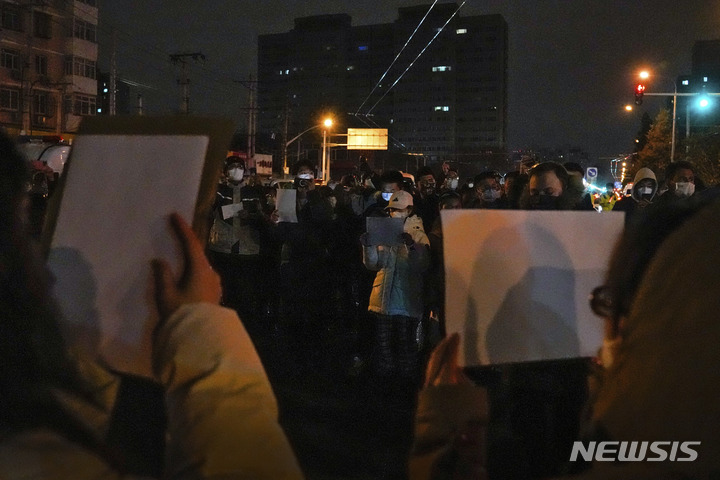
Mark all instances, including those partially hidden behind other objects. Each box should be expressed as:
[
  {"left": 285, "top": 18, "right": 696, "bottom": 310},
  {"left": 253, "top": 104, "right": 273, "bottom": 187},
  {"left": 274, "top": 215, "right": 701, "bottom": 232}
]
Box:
[
  {"left": 381, "top": 192, "right": 393, "bottom": 201},
  {"left": 446, "top": 178, "right": 459, "bottom": 190},
  {"left": 674, "top": 182, "right": 695, "bottom": 198},
  {"left": 639, "top": 186, "right": 653, "bottom": 195},
  {"left": 297, "top": 173, "right": 314, "bottom": 180},
  {"left": 227, "top": 168, "right": 244, "bottom": 182},
  {"left": 389, "top": 210, "right": 409, "bottom": 219}
]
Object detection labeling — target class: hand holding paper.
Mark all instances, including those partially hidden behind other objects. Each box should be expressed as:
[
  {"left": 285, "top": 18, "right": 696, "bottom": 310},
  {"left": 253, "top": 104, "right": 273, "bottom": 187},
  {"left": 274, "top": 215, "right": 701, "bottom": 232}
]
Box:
[{"left": 152, "top": 213, "right": 221, "bottom": 320}]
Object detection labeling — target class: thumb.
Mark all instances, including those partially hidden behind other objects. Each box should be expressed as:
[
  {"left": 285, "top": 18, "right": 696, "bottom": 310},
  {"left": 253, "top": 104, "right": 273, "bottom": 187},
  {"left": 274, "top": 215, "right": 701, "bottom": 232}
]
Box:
[{"left": 152, "top": 259, "right": 175, "bottom": 318}]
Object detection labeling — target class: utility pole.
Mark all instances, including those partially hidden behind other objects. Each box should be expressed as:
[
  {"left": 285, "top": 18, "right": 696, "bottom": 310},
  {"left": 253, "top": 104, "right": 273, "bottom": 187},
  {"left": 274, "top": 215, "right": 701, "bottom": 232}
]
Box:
[
  {"left": 170, "top": 52, "right": 205, "bottom": 114},
  {"left": 283, "top": 98, "right": 290, "bottom": 174},
  {"left": 233, "top": 77, "right": 259, "bottom": 167},
  {"left": 247, "top": 74, "right": 257, "bottom": 162},
  {"left": 109, "top": 29, "right": 117, "bottom": 115}
]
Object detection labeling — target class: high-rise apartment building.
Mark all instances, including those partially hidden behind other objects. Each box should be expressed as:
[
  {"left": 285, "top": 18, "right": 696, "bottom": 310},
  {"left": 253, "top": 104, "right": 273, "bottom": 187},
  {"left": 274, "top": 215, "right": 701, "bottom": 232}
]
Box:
[
  {"left": 674, "top": 40, "right": 720, "bottom": 137},
  {"left": 0, "top": 0, "right": 98, "bottom": 137},
  {"left": 258, "top": 3, "right": 507, "bottom": 169}
]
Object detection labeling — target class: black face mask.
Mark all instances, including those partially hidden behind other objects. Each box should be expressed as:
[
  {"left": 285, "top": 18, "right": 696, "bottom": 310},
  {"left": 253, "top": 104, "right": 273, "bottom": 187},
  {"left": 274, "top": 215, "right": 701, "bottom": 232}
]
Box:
[{"left": 529, "top": 194, "right": 559, "bottom": 210}]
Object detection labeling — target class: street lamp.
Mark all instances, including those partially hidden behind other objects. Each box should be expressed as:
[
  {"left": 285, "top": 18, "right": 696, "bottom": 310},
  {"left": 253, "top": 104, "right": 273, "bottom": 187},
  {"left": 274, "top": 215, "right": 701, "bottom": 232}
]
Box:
[
  {"left": 284, "top": 116, "right": 333, "bottom": 177},
  {"left": 321, "top": 117, "right": 333, "bottom": 183}
]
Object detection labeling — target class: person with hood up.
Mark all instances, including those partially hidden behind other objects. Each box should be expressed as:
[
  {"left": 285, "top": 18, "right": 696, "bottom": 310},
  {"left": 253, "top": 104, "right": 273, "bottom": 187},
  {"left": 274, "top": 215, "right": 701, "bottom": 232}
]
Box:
[
  {"left": 361, "top": 190, "right": 430, "bottom": 381},
  {"left": 613, "top": 167, "right": 658, "bottom": 223}
]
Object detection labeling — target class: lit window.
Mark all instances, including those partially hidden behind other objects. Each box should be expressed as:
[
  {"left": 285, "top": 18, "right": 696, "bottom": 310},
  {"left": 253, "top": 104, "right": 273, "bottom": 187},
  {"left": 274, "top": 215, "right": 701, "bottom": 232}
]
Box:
[
  {"left": 703, "top": 77, "right": 708, "bottom": 82},
  {"left": 434, "top": 106, "right": 450, "bottom": 111},
  {"left": 456, "top": 28, "right": 467, "bottom": 34},
  {"left": 358, "top": 45, "right": 368, "bottom": 51},
  {"left": 432, "top": 66, "right": 452, "bottom": 72},
  {"left": 682, "top": 80, "right": 689, "bottom": 86}
]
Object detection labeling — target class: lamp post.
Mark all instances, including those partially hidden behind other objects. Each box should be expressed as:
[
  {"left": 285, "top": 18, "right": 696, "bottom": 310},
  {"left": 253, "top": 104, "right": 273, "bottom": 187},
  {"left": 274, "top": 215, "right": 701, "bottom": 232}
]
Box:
[
  {"left": 284, "top": 117, "right": 333, "bottom": 179},
  {"left": 321, "top": 117, "right": 333, "bottom": 183},
  {"left": 285, "top": 124, "right": 321, "bottom": 175}
]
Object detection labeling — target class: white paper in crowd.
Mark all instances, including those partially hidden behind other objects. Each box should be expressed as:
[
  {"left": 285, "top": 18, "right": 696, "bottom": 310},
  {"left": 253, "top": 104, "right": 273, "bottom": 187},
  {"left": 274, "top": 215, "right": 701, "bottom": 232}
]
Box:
[
  {"left": 221, "top": 202, "right": 242, "bottom": 220},
  {"left": 366, "top": 217, "right": 405, "bottom": 246},
  {"left": 442, "top": 209, "right": 624, "bottom": 366},
  {"left": 48, "top": 135, "right": 209, "bottom": 376},
  {"left": 276, "top": 188, "right": 298, "bottom": 223}
]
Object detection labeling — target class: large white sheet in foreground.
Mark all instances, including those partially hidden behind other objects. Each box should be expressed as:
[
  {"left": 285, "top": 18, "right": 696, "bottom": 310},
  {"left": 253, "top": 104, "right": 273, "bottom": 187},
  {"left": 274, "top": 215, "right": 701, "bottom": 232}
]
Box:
[{"left": 442, "top": 210, "right": 624, "bottom": 365}]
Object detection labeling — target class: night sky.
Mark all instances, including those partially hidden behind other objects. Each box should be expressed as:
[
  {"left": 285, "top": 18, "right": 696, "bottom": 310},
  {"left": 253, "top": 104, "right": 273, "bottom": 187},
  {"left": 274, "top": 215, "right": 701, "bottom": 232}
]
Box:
[{"left": 98, "top": 1, "right": 720, "bottom": 162}]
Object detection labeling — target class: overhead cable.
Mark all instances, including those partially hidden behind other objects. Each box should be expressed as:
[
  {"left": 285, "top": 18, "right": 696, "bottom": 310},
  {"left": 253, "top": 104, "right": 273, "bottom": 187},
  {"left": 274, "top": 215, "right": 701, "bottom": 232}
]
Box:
[
  {"left": 354, "top": 0, "right": 438, "bottom": 115},
  {"left": 365, "top": 1, "right": 466, "bottom": 116}
]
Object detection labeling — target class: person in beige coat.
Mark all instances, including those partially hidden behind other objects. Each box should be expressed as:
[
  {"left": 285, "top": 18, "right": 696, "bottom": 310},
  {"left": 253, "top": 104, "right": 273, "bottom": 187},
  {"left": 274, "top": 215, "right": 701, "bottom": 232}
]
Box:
[{"left": 0, "top": 131, "right": 302, "bottom": 479}]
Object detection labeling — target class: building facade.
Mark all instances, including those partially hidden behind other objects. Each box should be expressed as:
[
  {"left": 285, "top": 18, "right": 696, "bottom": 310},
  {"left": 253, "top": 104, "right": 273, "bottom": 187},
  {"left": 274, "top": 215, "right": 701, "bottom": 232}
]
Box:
[
  {"left": 675, "top": 39, "right": 720, "bottom": 137},
  {"left": 257, "top": 3, "right": 508, "bottom": 170},
  {"left": 0, "top": 0, "right": 98, "bottom": 137}
]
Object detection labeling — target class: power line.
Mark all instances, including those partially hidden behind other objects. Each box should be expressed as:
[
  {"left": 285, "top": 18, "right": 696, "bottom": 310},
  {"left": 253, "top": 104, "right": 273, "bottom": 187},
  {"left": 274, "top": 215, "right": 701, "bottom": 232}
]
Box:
[
  {"left": 365, "top": 1, "right": 467, "bottom": 116},
  {"left": 354, "top": 0, "right": 438, "bottom": 115}
]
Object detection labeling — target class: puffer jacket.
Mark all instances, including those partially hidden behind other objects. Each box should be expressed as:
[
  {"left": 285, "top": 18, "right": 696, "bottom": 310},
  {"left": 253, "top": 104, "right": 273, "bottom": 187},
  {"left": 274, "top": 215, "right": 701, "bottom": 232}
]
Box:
[
  {"left": 0, "top": 303, "right": 303, "bottom": 480},
  {"left": 363, "top": 214, "right": 430, "bottom": 320}
]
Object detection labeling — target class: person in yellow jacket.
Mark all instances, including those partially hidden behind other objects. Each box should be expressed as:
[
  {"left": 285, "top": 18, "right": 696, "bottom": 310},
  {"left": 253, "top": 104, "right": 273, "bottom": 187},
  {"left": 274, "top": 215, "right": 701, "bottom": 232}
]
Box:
[{"left": 597, "top": 182, "right": 619, "bottom": 211}]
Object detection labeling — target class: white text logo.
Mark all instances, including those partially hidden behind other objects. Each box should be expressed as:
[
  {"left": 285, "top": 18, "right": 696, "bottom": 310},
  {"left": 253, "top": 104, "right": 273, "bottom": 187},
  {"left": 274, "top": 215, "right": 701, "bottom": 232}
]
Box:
[{"left": 569, "top": 441, "right": 700, "bottom": 462}]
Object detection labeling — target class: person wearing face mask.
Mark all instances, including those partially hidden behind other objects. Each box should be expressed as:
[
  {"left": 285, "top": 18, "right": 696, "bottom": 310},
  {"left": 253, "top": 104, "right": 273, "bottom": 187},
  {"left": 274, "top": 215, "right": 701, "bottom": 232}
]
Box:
[
  {"left": 208, "top": 156, "right": 246, "bottom": 255},
  {"left": 363, "top": 170, "right": 404, "bottom": 218},
  {"left": 441, "top": 168, "right": 460, "bottom": 193},
  {"left": 414, "top": 166, "right": 440, "bottom": 232},
  {"left": 208, "top": 156, "right": 277, "bottom": 324},
  {"left": 653, "top": 161, "right": 700, "bottom": 211},
  {"left": 519, "top": 162, "right": 577, "bottom": 211},
  {"left": 360, "top": 190, "right": 430, "bottom": 383},
  {"left": 467, "top": 171, "right": 506, "bottom": 209},
  {"left": 614, "top": 167, "right": 658, "bottom": 223}
]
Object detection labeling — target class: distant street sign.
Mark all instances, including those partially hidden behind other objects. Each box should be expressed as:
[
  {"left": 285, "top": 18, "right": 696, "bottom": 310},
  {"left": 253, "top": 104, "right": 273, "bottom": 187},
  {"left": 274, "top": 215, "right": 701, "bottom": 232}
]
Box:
[{"left": 586, "top": 167, "right": 598, "bottom": 182}]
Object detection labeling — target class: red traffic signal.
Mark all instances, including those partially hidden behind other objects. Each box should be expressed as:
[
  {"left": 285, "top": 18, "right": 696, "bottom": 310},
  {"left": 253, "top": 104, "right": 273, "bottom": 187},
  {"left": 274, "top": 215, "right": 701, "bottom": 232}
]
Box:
[{"left": 634, "top": 83, "right": 646, "bottom": 105}]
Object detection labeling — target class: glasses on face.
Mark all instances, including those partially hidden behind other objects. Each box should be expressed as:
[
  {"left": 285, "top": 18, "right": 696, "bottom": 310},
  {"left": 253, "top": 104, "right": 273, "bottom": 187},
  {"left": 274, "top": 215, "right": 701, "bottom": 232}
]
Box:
[{"left": 589, "top": 285, "right": 615, "bottom": 318}]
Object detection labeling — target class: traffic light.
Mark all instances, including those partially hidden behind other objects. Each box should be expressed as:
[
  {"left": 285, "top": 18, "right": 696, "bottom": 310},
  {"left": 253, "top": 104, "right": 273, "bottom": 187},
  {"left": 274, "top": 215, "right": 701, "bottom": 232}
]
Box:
[{"left": 634, "top": 83, "right": 646, "bottom": 105}]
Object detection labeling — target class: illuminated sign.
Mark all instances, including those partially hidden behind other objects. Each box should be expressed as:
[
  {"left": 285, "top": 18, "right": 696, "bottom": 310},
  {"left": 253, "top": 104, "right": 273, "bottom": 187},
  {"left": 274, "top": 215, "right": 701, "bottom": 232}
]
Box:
[{"left": 347, "top": 128, "right": 388, "bottom": 150}]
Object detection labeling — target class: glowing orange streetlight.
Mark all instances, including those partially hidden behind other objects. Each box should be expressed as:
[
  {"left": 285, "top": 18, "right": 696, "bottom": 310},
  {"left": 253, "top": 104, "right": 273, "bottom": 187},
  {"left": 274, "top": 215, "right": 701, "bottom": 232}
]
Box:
[{"left": 321, "top": 117, "right": 334, "bottom": 183}]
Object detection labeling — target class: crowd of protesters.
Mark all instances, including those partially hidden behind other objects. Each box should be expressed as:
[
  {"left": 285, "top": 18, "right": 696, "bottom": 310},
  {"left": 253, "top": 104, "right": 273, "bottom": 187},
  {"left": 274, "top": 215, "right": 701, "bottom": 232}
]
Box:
[
  {"left": 6, "top": 122, "right": 720, "bottom": 480},
  {"left": 200, "top": 154, "right": 719, "bottom": 478}
]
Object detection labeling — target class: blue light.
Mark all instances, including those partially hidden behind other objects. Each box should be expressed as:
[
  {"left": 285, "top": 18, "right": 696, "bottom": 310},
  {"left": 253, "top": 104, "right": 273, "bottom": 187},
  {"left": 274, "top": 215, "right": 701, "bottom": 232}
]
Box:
[{"left": 358, "top": 45, "right": 368, "bottom": 51}]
